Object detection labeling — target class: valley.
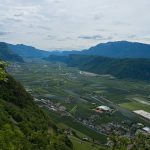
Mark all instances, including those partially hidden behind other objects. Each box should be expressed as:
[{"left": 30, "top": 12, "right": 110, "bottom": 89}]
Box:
[
  {"left": 1, "top": 0, "right": 150, "bottom": 149},
  {"left": 8, "top": 59, "right": 150, "bottom": 148}
]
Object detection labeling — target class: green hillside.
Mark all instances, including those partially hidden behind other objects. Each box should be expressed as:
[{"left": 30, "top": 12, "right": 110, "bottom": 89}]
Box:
[{"left": 0, "top": 63, "right": 73, "bottom": 150}]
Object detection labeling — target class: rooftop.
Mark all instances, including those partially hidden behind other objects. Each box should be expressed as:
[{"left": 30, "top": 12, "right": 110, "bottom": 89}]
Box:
[
  {"left": 133, "top": 110, "right": 150, "bottom": 120},
  {"left": 97, "top": 105, "right": 111, "bottom": 111},
  {"left": 142, "top": 127, "right": 150, "bottom": 133}
]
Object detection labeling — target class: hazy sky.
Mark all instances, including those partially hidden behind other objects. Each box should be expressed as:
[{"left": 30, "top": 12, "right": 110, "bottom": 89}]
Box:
[{"left": 0, "top": 0, "right": 150, "bottom": 50}]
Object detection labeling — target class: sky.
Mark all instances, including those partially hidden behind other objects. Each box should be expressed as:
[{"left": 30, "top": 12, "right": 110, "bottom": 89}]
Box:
[{"left": 0, "top": 0, "right": 150, "bottom": 50}]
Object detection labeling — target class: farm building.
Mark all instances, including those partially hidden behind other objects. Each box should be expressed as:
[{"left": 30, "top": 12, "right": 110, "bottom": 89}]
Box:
[
  {"left": 142, "top": 127, "right": 150, "bottom": 134},
  {"left": 133, "top": 110, "right": 150, "bottom": 121},
  {"left": 137, "top": 127, "right": 150, "bottom": 135},
  {"left": 95, "top": 105, "right": 111, "bottom": 113}
]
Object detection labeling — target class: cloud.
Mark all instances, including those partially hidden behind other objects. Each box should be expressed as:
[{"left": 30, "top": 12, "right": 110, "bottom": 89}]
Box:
[
  {"left": 78, "top": 35, "right": 103, "bottom": 40},
  {"left": 91, "top": 11, "right": 104, "bottom": 20},
  {"left": 0, "top": 0, "right": 149, "bottom": 50},
  {"left": 0, "top": 31, "right": 10, "bottom": 36},
  {"left": 113, "top": 21, "right": 130, "bottom": 26},
  {"left": 4, "top": 18, "right": 23, "bottom": 23},
  {"left": 37, "top": 25, "right": 51, "bottom": 30},
  {"left": 14, "top": 12, "right": 25, "bottom": 17},
  {"left": 78, "top": 35, "right": 113, "bottom": 41},
  {"left": 47, "top": 35, "right": 56, "bottom": 39},
  {"left": 127, "top": 35, "right": 137, "bottom": 39}
]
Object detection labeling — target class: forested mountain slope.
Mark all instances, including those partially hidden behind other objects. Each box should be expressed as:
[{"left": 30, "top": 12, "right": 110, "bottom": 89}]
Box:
[
  {"left": 8, "top": 44, "right": 51, "bottom": 58},
  {"left": 44, "top": 54, "right": 150, "bottom": 80},
  {"left": 0, "top": 42, "right": 24, "bottom": 62},
  {"left": 81, "top": 41, "right": 150, "bottom": 58}
]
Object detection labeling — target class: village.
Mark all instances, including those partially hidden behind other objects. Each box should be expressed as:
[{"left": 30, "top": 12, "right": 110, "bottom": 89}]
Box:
[
  {"left": 34, "top": 97, "right": 150, "bottom": 140},
  {"left": 34, "top": 98, "right": 70, "bottom": 116}
]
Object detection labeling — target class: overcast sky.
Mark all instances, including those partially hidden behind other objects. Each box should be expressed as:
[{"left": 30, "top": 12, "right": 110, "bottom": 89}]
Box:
[{"left": 0, "top": 0, "right": 150, "bottom": 50}]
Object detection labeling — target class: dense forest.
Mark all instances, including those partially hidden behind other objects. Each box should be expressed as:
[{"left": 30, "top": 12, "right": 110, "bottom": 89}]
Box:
[
  {"left": 44, "top": 54, "right": 150, "bottom": 80},
  {"left": 0, "top": 62, "right": 73, "bottom": 150}
]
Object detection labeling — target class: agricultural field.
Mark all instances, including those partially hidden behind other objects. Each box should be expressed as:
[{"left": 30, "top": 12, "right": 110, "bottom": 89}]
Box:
[
  {"left": 71, "top": 136, "right": 106, "bottom": 150},
  {"left": 119, "top": 101, "right": 150, "bottom": 112},
  {"left": 8, "top": 59, "right": 150, "bottom": 145}
]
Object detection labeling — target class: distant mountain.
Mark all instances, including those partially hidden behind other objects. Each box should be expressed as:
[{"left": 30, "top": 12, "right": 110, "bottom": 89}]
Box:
[
  {"left": 8, "top": 43, "right": 81, "bottom": 58},
  {"left": 46, "top": 41, "right": 150, "bottom": 58},
  {"left": 5, "top": 41, "right": 150, "bottom": 59},
  {"left": 45, "top": 41, "right": 150, "bottom": 58},
  {"left": 8, "top": 44, "right": 51, "bottom": 58},
  {"left": 81, "top": 41, "right": 150, "bottom": 58},
  {"left": 44, "top": 54, "right": 150, "bottom": 80},
  {"left": 0, "top": 42, "right": 23, "bottom": 62}
]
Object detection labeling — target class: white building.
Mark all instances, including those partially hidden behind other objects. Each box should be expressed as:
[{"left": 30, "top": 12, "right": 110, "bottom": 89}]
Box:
[
  {"left": 96, "top": 105, "right": 111, "bottom": 112},
  {"left": 133, "top": 110, "right": 150, "bottom": 121},
  {"left": 142, "top": 127, "right": 150, "bottom": 134}
]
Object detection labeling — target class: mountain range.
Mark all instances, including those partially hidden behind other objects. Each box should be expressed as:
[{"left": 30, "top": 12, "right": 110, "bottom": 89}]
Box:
[{"left": 4, "top": 41, "right": 150, "bottom": 59}]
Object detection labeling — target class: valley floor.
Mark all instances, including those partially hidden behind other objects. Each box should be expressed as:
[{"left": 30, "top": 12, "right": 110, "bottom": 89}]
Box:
[{"left": 8, "top": 59, "right": 150, "bottom": 147}]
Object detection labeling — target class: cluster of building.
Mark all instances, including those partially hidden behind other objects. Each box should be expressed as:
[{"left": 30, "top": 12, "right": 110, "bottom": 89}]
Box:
[
  {"left": 34, "top": 98, "right": 70, "bottom": 116},
  {"left": 135, "top": 124, "right": 150, "bottom": 135},
  {"left": 76, "top": 117, "right": 103, "bottom": 134},
  {"left": 34, "top": 98, "right": 150, "bottom": 137},
  {"left": 132, "top": 110, "right": 150, "bottom": 135},
  {"left": 60, "top": 73, "right": 77, "bottom": 80},
  {"left": 77, "top": 115, "right": 150, "bottom": 138},
  {"left": 102, "top": 121, "right": 150, "bottom": 136}
]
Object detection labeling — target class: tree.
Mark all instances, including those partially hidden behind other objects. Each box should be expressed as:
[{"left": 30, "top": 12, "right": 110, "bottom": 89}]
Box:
[
  {"left": 0, "top": 61, "right": 8, "bottom": 81},
  {"left": 109, "top": 133, "right": 150, "bottom": 150}
]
